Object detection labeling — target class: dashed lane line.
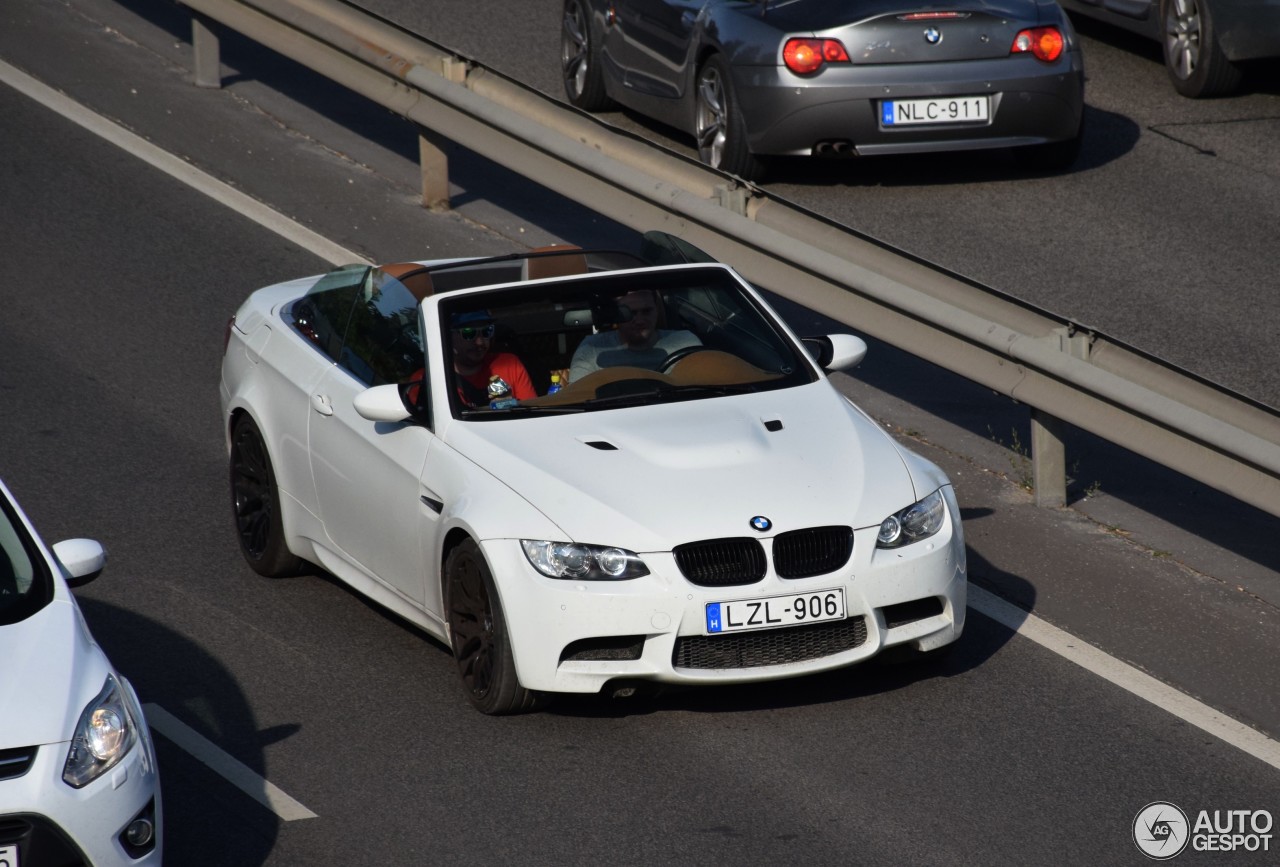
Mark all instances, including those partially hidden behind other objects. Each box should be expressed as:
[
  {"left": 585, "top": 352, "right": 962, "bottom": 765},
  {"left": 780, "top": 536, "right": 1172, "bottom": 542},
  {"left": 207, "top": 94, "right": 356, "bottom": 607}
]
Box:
[
  {"left": 969, "top": 585, "right": 1280, "bottom": 773},
  {"left": 143, "top": 703, "right": 318, "bottom": 822}
]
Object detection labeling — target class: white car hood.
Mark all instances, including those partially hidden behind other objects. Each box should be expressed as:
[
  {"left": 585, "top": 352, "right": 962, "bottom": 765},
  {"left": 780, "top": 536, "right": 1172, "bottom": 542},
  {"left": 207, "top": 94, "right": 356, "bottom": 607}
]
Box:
[
  {"left": 445, "top": 382, "right": 917, "bottom": 551},
  {"left": 0, "top": 597, "right": 106, "bottom": 749}
]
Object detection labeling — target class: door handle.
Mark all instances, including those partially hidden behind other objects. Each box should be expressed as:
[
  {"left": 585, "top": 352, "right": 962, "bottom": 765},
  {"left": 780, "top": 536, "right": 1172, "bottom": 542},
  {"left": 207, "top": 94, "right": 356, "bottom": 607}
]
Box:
[{"left": 311, "top": 393, "right": 334, "bottom": 416}]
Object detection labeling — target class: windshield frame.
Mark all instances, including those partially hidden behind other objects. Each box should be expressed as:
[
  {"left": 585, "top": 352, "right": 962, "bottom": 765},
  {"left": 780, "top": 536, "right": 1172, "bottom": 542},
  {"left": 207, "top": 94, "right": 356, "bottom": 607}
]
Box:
[
  {"left": 0, "top": 490, "right": 54, "bottom": 626},
  {"left": 435, "top": 264, "right": 820, "bottom": 421}
]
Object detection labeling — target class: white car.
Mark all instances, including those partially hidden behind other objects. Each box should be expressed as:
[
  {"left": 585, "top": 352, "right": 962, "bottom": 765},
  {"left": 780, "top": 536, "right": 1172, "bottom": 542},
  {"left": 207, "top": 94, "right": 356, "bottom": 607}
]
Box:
[
  {"left": 219, "top": 232, "right": 966, "bottom": 714},
  {"left": 0, "top": 479, "right": 162, "bottom": 865}
]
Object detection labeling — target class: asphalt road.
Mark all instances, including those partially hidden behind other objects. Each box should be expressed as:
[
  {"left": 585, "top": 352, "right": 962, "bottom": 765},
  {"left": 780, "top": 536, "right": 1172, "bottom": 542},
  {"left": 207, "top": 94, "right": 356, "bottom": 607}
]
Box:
[{"left": 2, "top": 1, "right": 1279, "bottom": 865}]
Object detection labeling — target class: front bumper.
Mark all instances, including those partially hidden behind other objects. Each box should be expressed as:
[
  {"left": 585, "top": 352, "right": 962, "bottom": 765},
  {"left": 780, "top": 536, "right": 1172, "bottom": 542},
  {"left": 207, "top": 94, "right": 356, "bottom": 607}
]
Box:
[
  {"left": 734, "top": 53, "right": 1084, "bottom": 156},
  {"left": 0, "top": 679, "right": 163, "bottom": 867},
  {"left": 486, "top": 487, "right": 966, "bottom": 694}
]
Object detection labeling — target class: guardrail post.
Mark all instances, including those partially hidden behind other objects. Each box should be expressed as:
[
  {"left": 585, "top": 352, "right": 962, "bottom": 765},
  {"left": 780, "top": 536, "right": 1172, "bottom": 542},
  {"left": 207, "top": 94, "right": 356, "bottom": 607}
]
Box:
[
  {"left": 414, "top": 58, "right": 468, "bottom": 210},
  {"left": 1031, "top": 409, "right": 1068, "bottom": 508},
  {"left": 192, "top": 13, "right": 221, "bottom": 89},
  {"left": 418, "top": 129, "right": 449, "bottom": 210}
]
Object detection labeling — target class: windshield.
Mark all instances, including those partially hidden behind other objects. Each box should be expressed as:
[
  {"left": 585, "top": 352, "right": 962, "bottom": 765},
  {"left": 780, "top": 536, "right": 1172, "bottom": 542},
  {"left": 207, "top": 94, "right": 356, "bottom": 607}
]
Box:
[
  {"left": 0, "top": 492, "right": 52, "bottom": 626},
  {"left": 439, "top": 265, "right": 817, "bottom": 419}
]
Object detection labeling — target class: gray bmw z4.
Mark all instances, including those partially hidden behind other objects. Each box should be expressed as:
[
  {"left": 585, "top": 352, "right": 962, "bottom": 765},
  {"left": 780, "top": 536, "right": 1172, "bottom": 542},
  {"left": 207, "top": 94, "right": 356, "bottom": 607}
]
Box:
[{"left": 561, "top": 0, "right": 1086, "bottom": 179}]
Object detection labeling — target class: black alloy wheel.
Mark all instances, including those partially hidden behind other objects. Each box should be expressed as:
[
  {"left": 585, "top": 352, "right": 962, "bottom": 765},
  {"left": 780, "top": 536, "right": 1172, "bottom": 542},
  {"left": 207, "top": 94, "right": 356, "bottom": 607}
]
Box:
[
  {"left": 562, "top": 0, "right": 613, "bottom": 110},
  {"left": 444, "top": 539, "right": 541, "bottom": 715},
  {"left": 1161, "top": 0, "right": 1243, "bottom": 97},
  {"left": 229, "top": 415, "right": 302, "bottom": 577}
]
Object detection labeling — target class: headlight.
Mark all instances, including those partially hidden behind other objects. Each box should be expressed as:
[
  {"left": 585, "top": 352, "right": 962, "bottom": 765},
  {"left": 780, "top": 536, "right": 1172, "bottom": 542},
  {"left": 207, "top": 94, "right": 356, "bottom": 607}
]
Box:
[
  {"left": 521, "top": 540, "right": 649, "bottom": 580},
  {"left": 63, "top": 675, "right": 138, "bottom": 788},
  {"left": 876, "top": 489, "right": 947, "bottom": 549}
]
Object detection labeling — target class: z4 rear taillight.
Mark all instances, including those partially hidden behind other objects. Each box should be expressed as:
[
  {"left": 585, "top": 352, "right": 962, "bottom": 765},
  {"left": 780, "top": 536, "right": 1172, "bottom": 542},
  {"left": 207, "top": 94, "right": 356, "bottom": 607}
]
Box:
[
  {"left": 783, "top": 38, "right": 850, "bottom": 75},
  {"left": 1011, "top": 26, "right": 1065, "bottom": 63}
]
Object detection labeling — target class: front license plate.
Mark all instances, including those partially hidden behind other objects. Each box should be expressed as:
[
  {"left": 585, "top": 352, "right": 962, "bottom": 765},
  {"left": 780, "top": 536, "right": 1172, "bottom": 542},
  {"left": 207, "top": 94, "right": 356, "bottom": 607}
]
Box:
[
  {"left": 1, "top": 843, "right": 18, "bottom": 867},
  {"left": 706, "top": 589, "right": 845, "bottom": 635},
  {"left": 881, "top": 96, "right": 990, "bottom": 126}
]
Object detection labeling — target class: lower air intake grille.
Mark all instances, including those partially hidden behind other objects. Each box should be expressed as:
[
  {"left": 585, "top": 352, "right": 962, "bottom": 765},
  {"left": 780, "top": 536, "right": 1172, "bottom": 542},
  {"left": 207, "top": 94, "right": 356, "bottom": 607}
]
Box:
[
  {"left": 773, "top": 526, "right": 854, "bottom": 578},
  {"left": 673, "top": 617, "right": 867, "bottom": 670},
  {"left": 673, "top": 538, "right": 766, "bottom": 587},
  {"left": 882, "top": 597, "right": 945, "bottom": 628}
]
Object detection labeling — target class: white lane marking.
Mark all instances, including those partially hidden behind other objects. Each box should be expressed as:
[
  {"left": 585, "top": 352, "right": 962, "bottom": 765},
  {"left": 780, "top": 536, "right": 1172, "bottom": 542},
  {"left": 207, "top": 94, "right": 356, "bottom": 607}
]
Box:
[
  {"left": 0, "top": 58, "right": 368, "bottom": 268},
  {"left": 969, "top": 584, "right": 1280, "bottom": 772},
  {"left": 143, "top": 703, "right": 318, "bottom": 821}
]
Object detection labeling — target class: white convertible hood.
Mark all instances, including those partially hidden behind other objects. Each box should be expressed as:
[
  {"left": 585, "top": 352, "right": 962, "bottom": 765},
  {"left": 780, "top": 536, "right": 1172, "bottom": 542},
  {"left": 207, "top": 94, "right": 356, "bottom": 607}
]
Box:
[
  {"left": 0, "top": 597, "right": 106, "bottom": 749},
  {"left": 444, "top": 381, "right": 917, "bottom": 552}
]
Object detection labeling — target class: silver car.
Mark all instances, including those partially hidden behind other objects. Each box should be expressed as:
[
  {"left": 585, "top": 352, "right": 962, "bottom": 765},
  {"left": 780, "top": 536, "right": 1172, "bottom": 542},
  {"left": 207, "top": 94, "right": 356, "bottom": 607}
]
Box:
[{"left": 562, "top": 0, "right": 1086, "bottom": 179}]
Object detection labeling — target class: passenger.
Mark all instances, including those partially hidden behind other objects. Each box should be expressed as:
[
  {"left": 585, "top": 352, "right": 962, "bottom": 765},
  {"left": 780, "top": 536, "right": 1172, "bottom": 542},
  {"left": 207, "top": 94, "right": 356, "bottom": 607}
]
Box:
[
  {"left": 450, "top": 311, "right": 536, "bottom": 407},
  {"left": 567, "top": 289, "right": 700, "bottom": 382}
]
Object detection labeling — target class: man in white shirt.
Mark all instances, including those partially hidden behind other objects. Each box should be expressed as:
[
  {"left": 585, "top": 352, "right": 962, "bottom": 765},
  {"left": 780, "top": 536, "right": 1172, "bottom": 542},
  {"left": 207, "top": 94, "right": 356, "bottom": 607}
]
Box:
[{"left": 568, "top": 289, "right": 700, "bottom": 383}]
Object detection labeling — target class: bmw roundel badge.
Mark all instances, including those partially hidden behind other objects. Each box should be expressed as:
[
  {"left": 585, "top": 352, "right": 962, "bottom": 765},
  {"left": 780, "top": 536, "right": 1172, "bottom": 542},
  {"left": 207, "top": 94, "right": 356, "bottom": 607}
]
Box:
[
  {"left": 924, "top": 27, "right": 942, "bottom": 45},
  {"left": 750, "top": 516, "right": 772, "bottom": 532}
]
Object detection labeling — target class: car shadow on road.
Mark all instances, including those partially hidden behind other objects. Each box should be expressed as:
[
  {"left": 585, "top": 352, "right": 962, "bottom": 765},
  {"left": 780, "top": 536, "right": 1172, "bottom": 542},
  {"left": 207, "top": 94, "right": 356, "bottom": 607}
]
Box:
[{"left": 76, "top": 598, "right": 283, "bottom": 867}]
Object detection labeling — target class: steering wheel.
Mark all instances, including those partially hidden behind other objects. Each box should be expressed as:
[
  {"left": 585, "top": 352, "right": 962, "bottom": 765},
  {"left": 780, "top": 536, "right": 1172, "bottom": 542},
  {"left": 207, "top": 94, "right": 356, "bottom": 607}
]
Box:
[{"left": 658, "top": 345, "right": 709, "bottom": 372}]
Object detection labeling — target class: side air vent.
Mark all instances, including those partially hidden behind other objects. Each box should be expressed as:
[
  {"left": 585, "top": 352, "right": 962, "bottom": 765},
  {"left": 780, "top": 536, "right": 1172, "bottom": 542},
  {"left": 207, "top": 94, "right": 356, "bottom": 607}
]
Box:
[
  {"left": 584, "top": 441, "right": 617, "bottom": 451},
  {"left": 0, "top": 746, "right": 36, "bottom": 781},
  {"left": 560, "top": 635, "right": 645, "bottom": 663}
]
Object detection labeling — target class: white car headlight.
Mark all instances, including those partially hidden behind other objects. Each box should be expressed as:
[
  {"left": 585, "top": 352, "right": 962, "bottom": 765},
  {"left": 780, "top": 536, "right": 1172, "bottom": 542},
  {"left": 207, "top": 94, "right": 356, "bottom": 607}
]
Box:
[
  {"left": 521, "top": 540, "right": 649, "bottom": 580},
  {"left": 63, "top": 674, "right": 138, "bottom": 788},
  {"left": 876, "top": 489, "right": 947, "bottom": 549}
]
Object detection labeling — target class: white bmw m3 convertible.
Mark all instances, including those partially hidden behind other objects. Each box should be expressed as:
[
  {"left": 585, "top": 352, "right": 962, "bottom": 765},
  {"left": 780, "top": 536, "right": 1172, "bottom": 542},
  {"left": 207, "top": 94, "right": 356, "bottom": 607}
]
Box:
[{"left": 219, "top": 232, "right": 966, "bottom": 714}]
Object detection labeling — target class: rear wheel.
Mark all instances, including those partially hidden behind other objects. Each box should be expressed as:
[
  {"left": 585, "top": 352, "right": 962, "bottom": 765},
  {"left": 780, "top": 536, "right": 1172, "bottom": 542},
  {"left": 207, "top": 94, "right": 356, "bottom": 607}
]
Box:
[
  {"left": 445, "top": 539, "right": 541, "bottom": 715},
  {"left": 1161, "top": 0, "right": 1243, "bottom": 97},
  {"left": 561, "top": 0, "right": 613, "bottom": 110},
  {"left": 695, "top": 54, "right": 764, "bottom": 181},
  {"left": 229, "top": 415, "right": 303, "bottom": 577}
]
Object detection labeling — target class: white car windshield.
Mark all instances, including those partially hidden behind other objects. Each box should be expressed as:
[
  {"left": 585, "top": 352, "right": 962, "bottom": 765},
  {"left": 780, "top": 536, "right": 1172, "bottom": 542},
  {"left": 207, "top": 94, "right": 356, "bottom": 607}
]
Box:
[
  {"left": 438, "top": 265, "right": 817, "bottom": 418},
  {"left": 0, "top": 494, "right": 51, "bottom": 625}
]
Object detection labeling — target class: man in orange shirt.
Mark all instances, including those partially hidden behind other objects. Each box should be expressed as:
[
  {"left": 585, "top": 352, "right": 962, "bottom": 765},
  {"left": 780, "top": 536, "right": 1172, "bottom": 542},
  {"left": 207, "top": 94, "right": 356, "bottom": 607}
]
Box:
[{"left": 450, "top": 311, "right": 536, "bottom": 407}]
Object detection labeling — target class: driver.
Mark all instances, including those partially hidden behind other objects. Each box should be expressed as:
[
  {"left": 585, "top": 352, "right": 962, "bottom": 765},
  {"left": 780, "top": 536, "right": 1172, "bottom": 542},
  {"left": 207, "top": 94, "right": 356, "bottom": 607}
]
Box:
[{"left": 567, "top": 288, "right": 700, "bottom": 383}]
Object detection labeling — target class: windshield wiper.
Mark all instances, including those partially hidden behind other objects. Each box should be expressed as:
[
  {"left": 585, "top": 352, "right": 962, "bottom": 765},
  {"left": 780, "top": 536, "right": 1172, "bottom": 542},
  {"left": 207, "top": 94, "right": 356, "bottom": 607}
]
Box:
[
  {"left": 457, "top": 404, "right": 587, "bottom": 418},
  {"left": 579, "top": 382, "right": 757, "bottom": 410}
]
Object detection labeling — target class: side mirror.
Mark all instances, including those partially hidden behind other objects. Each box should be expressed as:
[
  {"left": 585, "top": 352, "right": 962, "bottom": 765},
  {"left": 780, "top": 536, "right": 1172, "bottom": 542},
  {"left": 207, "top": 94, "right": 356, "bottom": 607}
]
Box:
[
  {"left": 803, "top": 334, "right": 868, "bottom": 372},
  {"left": 354, "top": 383, "right": 413, "bottom": 423},
  {"left": 52, "top": 538, "right": 107, "bottom": 588}
]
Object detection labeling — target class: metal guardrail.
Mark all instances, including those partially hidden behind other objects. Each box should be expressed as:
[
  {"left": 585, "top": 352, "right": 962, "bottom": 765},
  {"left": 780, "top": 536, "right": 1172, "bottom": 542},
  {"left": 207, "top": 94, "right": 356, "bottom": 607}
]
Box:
[{"left": 181, "top": 0, "right": 1280, "bottom": 518}]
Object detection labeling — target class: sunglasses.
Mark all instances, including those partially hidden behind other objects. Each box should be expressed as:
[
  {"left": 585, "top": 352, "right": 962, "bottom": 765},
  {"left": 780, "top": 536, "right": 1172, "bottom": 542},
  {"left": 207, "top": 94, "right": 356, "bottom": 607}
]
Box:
[{"left": 453, "top": 323, "right": 495, "bottom": 340}]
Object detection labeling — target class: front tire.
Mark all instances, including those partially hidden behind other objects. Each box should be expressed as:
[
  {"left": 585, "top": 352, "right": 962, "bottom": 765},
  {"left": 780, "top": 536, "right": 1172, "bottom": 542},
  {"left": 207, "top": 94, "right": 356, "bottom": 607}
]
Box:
[
  {"left": 445, "top": 539, "right": 541, "bottom": 715},
  {"left": 1161, "top": 0, "right": 1243, "bottom": 98},
  {"left": 695, "top": 54, "right": 764, "bottom": 181},
  {"left": 229, "top": 415, "right": 303, "bottom": 578}
]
